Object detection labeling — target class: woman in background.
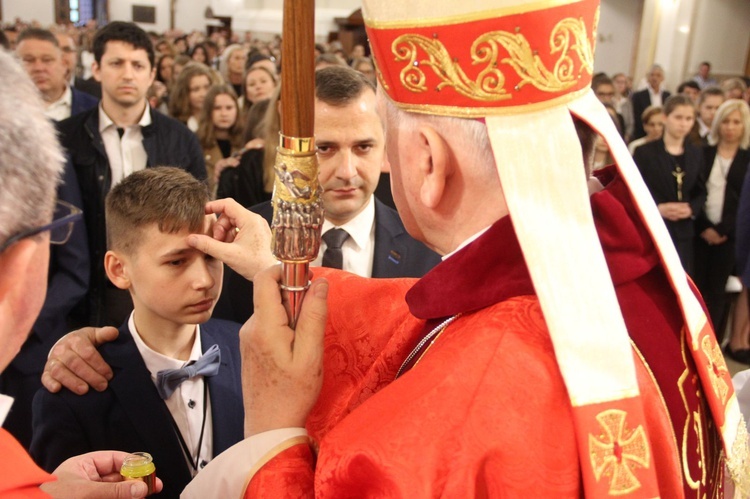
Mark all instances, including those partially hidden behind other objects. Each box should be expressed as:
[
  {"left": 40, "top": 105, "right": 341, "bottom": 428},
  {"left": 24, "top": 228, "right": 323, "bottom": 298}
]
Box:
[
  {"left": 196, "top": 85, "right": 245, "bottom": 196},
  {"left": 628, "top": 106, "right": 665, "bottom": 155},
  {"left": 190, "top": 43, "right": 209, "bottom": 65},
  {"left": 218, "top": 88, "right": 280, "bottom": 207},
  {"left": 694, "top": 99, "right": 750, "bottom": 360},
  {"left": 219, "top": 44, "right": 247, "bottom": 98},
  {"left": 240, "top": 66, "right": 277, "bottom": 120},
  {"left": 168, "top": 63, "right": 217, "bottom": 132},
  {"left": 634, "top": 95, "right": 706, "bottom": 275}
]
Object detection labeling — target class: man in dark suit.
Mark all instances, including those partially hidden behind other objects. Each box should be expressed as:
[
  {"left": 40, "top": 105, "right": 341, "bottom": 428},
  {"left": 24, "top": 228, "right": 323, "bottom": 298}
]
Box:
[
  {"left": 631, "top": 65, "right": 671, "bottom": 140},
  {"left": 54, "top": 31, "right": 102, "bottom": 100},
  {"left": 214, "top": 66, "right": 440, "bottom": 323},
  {"left": 15, "top": 28, "right": 98, "bottom": 121}
]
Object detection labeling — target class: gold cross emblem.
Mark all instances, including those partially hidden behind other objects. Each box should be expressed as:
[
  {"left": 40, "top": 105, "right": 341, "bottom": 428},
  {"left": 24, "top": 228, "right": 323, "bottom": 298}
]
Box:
[{"left": 589, "top": 409, "right": 651, "bottom": 495}]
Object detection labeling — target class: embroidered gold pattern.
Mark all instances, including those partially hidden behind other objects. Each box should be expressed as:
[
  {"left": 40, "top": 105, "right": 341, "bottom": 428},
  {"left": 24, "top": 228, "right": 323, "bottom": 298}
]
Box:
[
  {"left": 390, "top": 8, "right": 596, "bottom": 101},
  {"left": 727, "top": 417, "right": 750, "bottom": 497},
  {"left": 699, "top": 336, "right": 730, "bottom": 406},
  {"left": 678, "top": 332, "right": 707, "bottom": 493},
  {"left": 589, "top": 409, "right": 650, "bottom": 495}
]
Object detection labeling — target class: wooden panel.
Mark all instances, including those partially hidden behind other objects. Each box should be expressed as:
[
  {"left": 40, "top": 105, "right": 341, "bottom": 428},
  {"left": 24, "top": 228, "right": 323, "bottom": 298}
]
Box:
[{"left": 132, "top": 5, "right": 156, "bottom": 24}]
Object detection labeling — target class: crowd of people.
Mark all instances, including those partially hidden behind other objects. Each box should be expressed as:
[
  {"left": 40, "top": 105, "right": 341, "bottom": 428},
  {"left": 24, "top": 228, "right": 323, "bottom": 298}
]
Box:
[
  {"left": 1, "top": 0, "right": 750, "bottom": 496},
  {"left": 590, "top": 64, "right": 750, "bottom": 364}
]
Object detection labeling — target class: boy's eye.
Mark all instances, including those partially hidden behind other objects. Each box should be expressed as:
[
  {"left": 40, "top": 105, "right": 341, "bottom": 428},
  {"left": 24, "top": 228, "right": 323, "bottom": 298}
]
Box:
[{"left": 168, "top": 259, "right": 184, "bottom": 266}]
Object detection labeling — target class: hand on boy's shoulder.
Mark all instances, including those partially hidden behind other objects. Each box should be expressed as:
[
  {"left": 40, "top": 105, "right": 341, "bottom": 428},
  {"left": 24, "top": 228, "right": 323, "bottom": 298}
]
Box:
[{"left": 42, "top": 327, "right": 118, "bottom": 395}]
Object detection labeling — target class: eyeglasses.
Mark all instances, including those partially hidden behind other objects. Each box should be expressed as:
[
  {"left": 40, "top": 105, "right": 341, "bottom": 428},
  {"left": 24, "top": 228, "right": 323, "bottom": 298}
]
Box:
[{"left": 0, "top": 200, "right": 83, "bottom": 253}]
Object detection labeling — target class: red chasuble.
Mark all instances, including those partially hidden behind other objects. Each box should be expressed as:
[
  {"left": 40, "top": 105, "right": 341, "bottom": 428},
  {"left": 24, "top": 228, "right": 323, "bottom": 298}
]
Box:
[
  {"left": 0, "top": 428, "right": 54, "bottom": 497},
  {"left": 246, "top": 168, "right": 723, "bottom": 498}
]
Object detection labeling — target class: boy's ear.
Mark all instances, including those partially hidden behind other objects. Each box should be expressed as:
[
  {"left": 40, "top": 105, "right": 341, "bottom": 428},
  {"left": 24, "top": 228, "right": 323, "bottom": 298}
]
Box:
[{"left": 104, "top": 250, "right": 131, "bottom": 290}]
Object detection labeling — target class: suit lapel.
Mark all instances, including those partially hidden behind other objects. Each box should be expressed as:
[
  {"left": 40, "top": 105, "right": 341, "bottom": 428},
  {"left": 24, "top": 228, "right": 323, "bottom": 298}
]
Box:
[
  {"left": 201, "top": 323, "right": 244, "bottom": 456},
  {"left": 106, "top": 325, "right": 193, "bottom": 488},
  {"left": 372, "top": 199, "right": 408, "bottom": 278}
]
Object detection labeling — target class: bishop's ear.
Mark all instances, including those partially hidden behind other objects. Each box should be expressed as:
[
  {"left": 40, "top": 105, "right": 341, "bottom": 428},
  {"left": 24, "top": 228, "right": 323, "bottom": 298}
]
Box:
[{"left": 417, "top": 125, "right": 451, "bottom": 209}]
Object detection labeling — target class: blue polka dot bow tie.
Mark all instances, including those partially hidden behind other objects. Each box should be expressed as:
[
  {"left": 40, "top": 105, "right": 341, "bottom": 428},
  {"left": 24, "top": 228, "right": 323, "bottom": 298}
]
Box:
[{"left": 156, "top": 344, "right": 221, "bottom": 400}]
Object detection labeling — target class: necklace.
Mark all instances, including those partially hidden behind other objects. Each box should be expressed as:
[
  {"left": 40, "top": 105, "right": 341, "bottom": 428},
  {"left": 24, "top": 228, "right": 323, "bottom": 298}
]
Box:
[{"left": 395, "top": 314, "right": 461, "bottom": 379}]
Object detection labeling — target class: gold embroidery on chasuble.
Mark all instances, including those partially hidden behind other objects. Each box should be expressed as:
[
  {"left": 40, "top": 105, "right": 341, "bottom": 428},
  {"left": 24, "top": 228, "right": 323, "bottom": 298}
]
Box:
[
  {"left": 699, "top": 336, "right": 730, "bottom": 407},
  {"left": 588, "top": 409, "right": 650, "bottom": 495},
  {"left": 389, "top": 8, "right": 597, "bottom": 102}
]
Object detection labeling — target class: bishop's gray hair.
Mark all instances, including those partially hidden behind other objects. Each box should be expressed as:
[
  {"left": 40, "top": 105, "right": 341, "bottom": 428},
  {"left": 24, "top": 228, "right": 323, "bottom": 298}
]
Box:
[
  {"left": 379, "top": 90, "right": 496, "bottom": 178},
  {"left": 0, "top": 49, "right": 64, "bottom": 248}
]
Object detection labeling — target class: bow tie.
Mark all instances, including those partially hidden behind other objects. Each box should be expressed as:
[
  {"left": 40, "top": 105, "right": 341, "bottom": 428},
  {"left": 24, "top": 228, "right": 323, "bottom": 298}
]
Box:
[{"left": 156, "top": 344, "right": 221, "bottom": 400}]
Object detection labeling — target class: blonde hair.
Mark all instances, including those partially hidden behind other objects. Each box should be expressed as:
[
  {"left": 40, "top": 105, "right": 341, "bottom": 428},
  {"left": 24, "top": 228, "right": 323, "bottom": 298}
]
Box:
[{"left": 708, "top": 99, "right": 750, "bottom": 149}]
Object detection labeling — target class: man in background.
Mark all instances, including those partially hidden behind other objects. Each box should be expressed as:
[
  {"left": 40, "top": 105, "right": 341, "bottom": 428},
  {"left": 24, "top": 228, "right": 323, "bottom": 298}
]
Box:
[
  {"left": 15, "top": 28, "right": 97, "bottom": 121},
  {"left": 631, "top": 64, "right": 670, "bottom": 139}
]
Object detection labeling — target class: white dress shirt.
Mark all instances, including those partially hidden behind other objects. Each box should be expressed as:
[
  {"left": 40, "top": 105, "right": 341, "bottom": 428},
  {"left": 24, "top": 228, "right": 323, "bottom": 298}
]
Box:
[
  {"left": 44, "top": 85, "right": 72, "bottom": 122},
  {"left": 698, "top": 118, "right": 711, "bottom": 139},
  {"left": 0, "top": 394, "right": 14, "bottom": 427},
  {"left": 704, "top": 154, "right": 731, "bottom": 225},
  {"left": 99, "top": 103, "right": 151, "bottom": 187},
  {"left": 647, "top": 86, "right": 663, "bottom": 108},
  {"left": 312, "top": 195, "right": 376, "bottom": 277},
  {"left": 128, "top": 313, "right": 214, "bottom": 477}
]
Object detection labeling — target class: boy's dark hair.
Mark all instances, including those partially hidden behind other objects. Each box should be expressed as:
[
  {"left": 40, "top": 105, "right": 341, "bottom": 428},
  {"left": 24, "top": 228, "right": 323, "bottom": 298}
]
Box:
[
  {"left": 93, "top": 21, "right": 155, "bottom": 68},
  {"left": 17, "top": 28, "right": 59, "bottom": 47},
  {"left": 677, "top": 80, "right": 700, "bottom": 94},
  {"left": 105, "top": 167, "right": 208, "bottom": 254},
  {"left": 698, "top": 86, "right": 724, "bottom": 106},
  {"left": 315, "top": 65, "right": 375, "bottom": 106}
]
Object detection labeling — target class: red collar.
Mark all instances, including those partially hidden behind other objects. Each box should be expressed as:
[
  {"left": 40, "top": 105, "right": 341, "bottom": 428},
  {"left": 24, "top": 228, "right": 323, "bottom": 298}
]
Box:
[{"left": 406, "top": 167, "right": 660, "bottom": 320}]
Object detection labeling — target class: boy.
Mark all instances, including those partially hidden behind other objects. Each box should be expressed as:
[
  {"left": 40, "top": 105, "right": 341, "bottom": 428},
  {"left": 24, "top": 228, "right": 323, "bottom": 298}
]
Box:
[{"left": 30, "top": 167, "right": 243, "bottom": 498}]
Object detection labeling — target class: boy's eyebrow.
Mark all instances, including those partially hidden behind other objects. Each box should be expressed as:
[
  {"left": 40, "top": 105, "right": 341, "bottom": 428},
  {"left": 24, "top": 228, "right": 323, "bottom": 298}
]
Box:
[{"left": 159, "top": 247, "right": 192, "bottom": 259}]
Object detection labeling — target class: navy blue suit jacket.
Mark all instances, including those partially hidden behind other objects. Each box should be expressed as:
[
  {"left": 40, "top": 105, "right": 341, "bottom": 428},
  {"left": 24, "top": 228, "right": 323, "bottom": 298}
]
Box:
[
  {"left": 70, "top": 87, "right": 98, "bottom": 117},
  {"left": 213, "top": 198, "right": 441, "bottom": 323},
  {"left": 30, "top": 319, "right": 244, "bottom": 499}
]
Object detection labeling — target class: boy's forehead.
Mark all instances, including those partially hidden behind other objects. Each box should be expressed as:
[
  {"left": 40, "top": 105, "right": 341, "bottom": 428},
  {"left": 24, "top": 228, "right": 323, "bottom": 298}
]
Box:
[{"left": 137, "top": 215, "right": 214, "bottom": 254}]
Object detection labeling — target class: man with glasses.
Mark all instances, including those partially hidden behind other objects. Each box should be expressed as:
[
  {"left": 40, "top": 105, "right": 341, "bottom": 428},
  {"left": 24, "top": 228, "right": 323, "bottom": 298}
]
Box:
[{"left": 0, "top": 48, "right": 160, "bottom": 498}]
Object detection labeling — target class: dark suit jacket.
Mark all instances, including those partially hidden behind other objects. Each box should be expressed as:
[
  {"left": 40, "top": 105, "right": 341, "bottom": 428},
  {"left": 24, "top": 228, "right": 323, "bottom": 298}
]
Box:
[
  {"left": 633, "top": 138, "right": 706, "bottom": 241},
  {"left": 30, "top": 319, "right": 244, "bottom": 499},
  {"left": 70, "top": 87, "right": 98, "bottom": 117},
  {"left": 695, "top": 147, "right": 750, "bottom": 239},
  {"left": 631, "top": 88, "right": 671, "bottom": 140},
  {"left": 213, "top": 198, "right": 442, "bottom": 323}
]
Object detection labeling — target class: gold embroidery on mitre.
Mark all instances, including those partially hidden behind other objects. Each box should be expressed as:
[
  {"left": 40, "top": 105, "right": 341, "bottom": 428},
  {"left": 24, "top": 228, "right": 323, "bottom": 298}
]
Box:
[
  {"left": 588, "top": 409, "right": 651, "bottom": 495},
  {"left": 700, "top": 336, "right": 730, "bottom": 406},
  {"left": 390, "top": 8, "right": 596, "bottom": 101}
]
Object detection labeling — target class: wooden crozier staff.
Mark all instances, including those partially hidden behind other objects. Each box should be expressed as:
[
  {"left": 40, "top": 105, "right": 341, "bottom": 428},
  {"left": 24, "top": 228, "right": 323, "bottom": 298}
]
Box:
[{"left": 271, "top": 0, "right": 322, "bottom": 328}]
